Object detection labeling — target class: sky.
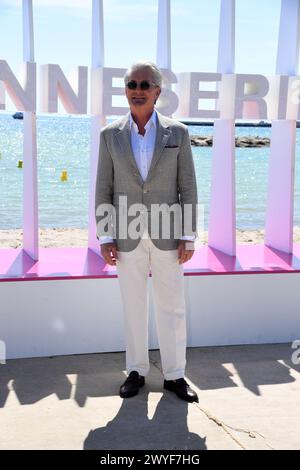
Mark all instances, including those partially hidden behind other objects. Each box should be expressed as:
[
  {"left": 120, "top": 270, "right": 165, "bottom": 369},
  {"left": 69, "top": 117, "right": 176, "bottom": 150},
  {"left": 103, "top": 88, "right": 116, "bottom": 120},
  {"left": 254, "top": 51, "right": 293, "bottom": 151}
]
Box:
[{"left": 0, "top": 0, "right": 297, "bottom": 114}]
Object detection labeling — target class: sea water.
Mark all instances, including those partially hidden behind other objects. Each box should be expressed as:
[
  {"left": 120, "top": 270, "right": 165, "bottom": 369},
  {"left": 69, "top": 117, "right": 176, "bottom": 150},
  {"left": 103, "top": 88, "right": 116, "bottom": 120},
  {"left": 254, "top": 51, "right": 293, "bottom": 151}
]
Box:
[{"left": 0, "top": 114, "right": 299, "bottom": 230}]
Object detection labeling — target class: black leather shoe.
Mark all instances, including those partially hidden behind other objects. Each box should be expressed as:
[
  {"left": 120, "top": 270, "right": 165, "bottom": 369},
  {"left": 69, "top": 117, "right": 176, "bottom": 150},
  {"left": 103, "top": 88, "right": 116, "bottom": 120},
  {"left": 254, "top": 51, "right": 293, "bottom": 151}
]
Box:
[
  {"left": 119, "top": 371, "right": 145, "bottom": 398},
  {"left": 164, "top": 378, "right": 199, "bottom": 403}
]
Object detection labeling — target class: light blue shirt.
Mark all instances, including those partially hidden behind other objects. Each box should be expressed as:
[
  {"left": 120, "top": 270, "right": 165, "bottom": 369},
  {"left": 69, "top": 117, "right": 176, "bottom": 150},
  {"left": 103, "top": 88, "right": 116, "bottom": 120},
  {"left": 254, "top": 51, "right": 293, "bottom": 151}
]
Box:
[{"left": 129, "top": 109, "right": 157, "bottom": 182}]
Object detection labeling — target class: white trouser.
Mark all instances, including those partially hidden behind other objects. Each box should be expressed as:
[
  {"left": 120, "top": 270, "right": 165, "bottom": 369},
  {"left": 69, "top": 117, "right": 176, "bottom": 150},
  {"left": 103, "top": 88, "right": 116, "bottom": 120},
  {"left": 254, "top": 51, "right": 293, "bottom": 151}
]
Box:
[{"left": 116, "top": 237, "right": 186, "bottom": 380}]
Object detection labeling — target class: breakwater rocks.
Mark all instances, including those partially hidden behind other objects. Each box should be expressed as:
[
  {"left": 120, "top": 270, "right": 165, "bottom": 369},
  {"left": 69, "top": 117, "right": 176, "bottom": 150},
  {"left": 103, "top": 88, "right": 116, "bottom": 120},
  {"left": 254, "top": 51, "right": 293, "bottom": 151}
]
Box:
[{"left": 190, "top": 135, "right": 270, "bottom": 147}]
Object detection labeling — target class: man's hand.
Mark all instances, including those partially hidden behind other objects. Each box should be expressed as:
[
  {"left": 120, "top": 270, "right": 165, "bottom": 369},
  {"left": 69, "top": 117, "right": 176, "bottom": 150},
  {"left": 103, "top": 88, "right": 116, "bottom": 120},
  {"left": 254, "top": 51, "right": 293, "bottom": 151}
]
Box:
[
  {"left": 101, "top": 242, "right": 118, "bottom": 266},
  {"left": 177, "top": 240, "right": 195, "bottom": 264}
]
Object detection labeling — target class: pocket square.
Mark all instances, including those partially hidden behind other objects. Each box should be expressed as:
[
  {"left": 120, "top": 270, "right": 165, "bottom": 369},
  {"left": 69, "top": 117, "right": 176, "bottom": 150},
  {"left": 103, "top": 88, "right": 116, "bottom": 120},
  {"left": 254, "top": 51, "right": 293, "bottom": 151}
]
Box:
[{"left": 165, "top": 145, "right": 179, "bottom": 148}]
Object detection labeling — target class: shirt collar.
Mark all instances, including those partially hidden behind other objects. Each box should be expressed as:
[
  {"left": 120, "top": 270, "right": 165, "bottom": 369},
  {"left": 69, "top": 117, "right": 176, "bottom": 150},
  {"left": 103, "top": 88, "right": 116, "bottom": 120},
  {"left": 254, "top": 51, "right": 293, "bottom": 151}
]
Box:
[{"left": 129, "top": 109, "right": 157, "bottom": 134}]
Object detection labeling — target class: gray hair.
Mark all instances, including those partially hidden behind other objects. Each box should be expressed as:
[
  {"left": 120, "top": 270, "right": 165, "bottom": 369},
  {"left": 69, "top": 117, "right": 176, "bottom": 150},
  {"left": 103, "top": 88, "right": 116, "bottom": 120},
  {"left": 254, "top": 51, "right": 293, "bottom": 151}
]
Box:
[{"left": 124, "top": 61, "right": 162, "bottom": 88}]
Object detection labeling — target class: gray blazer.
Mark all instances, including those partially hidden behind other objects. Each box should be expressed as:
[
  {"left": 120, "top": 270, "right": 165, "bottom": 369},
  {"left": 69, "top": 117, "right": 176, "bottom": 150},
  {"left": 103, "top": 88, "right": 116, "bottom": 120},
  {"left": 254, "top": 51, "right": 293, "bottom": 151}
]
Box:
[{"left": 95, "top": 110, "right": 198, "bottom": 252}]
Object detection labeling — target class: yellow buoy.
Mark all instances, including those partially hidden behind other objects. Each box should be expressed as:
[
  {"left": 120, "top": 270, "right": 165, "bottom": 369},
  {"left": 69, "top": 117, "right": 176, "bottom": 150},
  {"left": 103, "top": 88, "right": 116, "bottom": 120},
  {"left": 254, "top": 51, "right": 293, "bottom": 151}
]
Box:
[
  {"left": 60, "top": 170, "right": 68, "bottom": 181},
  {"left": 17, "top": 160, "right": 23, "bottom": 168}
]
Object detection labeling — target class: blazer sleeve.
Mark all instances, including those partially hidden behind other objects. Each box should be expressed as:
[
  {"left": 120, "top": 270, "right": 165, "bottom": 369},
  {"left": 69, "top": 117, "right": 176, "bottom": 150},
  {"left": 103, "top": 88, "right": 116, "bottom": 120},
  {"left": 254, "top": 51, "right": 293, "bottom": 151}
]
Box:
[
  {"left": 95, "top": 130, "right": 115, "bottom": 240},
  {"left": 177, "top": 127, "right": 198, "bottom": 239}
]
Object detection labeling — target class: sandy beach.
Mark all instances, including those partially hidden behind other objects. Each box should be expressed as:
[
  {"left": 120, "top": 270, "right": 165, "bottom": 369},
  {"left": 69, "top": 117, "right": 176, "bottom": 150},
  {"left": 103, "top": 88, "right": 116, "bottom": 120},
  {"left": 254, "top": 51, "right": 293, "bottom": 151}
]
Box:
[{"left": 1, "top": 227, "right": 300, "bottom": 248}]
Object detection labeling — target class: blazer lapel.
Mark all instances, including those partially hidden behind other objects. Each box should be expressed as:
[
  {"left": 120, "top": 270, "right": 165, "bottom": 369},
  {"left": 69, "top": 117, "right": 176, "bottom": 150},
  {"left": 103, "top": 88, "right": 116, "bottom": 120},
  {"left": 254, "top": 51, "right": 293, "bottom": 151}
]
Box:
[
  {"left": 146, "top": 112, "right": 171, "bottom": 179},
  {"left": 115, "top": 113, "right": 141, "bottom": 177}
]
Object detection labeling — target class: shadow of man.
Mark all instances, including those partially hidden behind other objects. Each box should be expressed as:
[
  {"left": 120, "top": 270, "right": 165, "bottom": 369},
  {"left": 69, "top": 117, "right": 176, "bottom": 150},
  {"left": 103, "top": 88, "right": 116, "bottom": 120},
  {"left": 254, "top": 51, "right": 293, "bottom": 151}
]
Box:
[{"left": 83, "top": 391, "right": 206, "bottom": 450}]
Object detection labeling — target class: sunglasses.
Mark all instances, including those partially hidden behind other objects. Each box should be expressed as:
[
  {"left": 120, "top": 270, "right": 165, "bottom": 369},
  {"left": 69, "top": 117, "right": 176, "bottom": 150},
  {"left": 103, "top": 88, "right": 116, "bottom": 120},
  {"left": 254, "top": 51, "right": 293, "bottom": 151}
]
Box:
[{"left": 126, "top": 80, "right": 157, "bottom": 91}]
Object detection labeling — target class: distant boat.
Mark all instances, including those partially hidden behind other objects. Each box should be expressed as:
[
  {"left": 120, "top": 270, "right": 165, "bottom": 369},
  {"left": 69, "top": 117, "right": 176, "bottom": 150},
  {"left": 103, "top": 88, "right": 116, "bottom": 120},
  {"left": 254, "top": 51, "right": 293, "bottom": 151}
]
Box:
[{"left": 12, "top": 112, "right": 23, "bottom": 120}]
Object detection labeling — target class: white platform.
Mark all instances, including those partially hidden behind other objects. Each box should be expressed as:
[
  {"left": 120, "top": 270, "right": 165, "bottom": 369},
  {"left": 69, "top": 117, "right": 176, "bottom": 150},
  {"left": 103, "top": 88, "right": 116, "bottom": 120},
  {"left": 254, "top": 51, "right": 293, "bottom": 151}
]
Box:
[{"left": 1, "top": 272, "right": 300, "bottom": 360}]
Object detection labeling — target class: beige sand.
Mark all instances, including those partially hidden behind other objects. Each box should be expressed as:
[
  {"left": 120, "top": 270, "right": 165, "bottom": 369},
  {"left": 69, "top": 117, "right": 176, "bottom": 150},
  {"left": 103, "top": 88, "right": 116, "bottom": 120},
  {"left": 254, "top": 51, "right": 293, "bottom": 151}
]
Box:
[{"left": 1, "top": 227, "right": 300, "bottom": 248}]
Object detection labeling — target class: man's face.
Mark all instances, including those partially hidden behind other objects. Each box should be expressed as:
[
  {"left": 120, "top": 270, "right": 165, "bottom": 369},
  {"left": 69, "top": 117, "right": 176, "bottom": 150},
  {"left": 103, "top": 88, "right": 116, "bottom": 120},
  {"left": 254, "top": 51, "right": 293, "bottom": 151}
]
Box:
[{"left": 125, "top": 68, "right": 161, "bottom": 113}]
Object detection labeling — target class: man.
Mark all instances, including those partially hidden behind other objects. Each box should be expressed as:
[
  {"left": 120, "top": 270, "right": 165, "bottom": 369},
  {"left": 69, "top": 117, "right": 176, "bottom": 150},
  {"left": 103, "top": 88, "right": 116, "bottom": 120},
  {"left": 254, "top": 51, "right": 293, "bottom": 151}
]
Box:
[{"left": 95, "top": 61, "right": 198, "bottom": 402}]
